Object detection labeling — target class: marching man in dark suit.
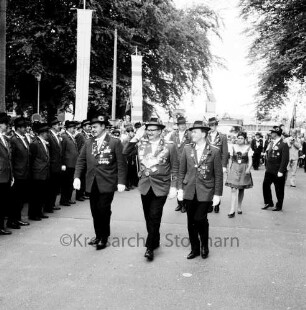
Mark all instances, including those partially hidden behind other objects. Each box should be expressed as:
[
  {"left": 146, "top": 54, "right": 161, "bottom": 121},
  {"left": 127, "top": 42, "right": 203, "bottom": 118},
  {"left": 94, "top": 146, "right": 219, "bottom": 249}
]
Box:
[
  {"left": 123, "top": 118, "right": 179, "bottom": 261},
  {"left": 46, "top": 117, "right": 62, "bottom": 212},
  {"left": 207, "top": 117, "right": 228, "bottom": 213},
  {"left": 178, "top": 121, "right": 223, "bottom": 259},
  {"left": 8, "top": 117, "right": 30, "bottom": 229},
  {"left": 73, "top": 116, "right": 127, "bottom": 250},
  {"left": 262, "top": 126, "right": 289, "bottom": 211},
  {"left": 251, "top": 132, "right": 263, "bottom": 170},
  {"left": 169, "top": 116, "right": 192, "bottom": 213},
  {"left": 28, "top": 123, "right": 50, "bottom": 221},
  {"left": 60, "top": 121, "right": 79, "bottom": 206},
  {"left": 0, "top": 113, "right": 13, "bottom": 235}
]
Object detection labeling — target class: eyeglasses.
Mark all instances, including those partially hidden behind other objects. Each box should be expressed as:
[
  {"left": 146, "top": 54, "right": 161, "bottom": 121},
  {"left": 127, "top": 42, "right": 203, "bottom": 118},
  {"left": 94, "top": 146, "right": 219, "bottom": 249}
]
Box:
[{"left": 146, "top": 129, "right": 160, "bottom": 132}]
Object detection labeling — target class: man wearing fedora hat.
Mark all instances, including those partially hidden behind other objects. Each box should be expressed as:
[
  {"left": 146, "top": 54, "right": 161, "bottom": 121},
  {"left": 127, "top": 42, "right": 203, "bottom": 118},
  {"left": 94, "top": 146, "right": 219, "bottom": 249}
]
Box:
[
  {"left": 169, "top": 116, "right": 192, "bottom": 213},
  {"left": 60, "top": 120, "right": 79, "bottom": 206},
  {"left": 75, "top": 119, "right": 91, "bottom": 201},
  {"left": 123, "top": 117, "right": 178, "bottom": 261},
  {"left": 178, "top": 120, "right": 223, "bottom": 259},
  {"left": 7, "top": 117, "right": 31, "bottom": 229},
  {"left": 28, "top": 123, "right": 51, "bottom": 221},
  {"left": 251, "top": 132, "right": 264, "bottom": 170},
  {"left": 0, "top": 113, "right": 13, "bottom": 235},
  {"left": 262, "top": 126, "right": 289, "bottom": 211},
  {"left": 73, "top": 115, "right": 127, "bottom": 250},
  {"left": 207, "top": 117, "right": 228, "bottom": 213},
  {"left": 45, "top": 117, "right": 62, "bottom": 212}
]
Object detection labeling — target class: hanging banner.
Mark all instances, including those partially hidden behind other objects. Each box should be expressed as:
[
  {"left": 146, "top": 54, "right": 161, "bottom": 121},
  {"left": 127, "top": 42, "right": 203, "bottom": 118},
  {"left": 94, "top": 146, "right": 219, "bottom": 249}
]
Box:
[
  {"left": 131, "top": 55, "right": 143, "bottom": 122},
  {"left": 75, "top": 9, "right": 93, "bottom": 121}
]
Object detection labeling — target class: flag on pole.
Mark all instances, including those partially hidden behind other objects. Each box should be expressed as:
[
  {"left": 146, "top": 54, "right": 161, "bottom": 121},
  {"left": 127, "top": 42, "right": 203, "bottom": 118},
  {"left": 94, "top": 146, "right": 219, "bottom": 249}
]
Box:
[
  {"left": 290, "top": 104, "right": 296, "bottom": 129},
  {"left": 75, "top": 9, "right": 93, "bottom": 121},
  {"left": 131, "top": 55, "right": 143, "bottom": 122}
]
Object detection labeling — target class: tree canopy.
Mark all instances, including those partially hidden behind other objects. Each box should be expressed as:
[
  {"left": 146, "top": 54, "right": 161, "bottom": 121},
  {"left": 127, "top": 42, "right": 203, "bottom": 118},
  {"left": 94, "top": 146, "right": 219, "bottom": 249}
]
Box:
[
  {"left": 240, "top": 0, "right": 306, "bottom": 118},
  {"left": 6, "top": 0, "right": 219, "bottom": 120}
]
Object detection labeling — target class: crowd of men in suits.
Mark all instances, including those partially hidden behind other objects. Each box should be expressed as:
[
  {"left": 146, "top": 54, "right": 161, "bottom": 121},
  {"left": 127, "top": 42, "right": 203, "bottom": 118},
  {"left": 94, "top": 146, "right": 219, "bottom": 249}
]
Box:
[{"left": 0, "top": 111, "right": 294, "bottom": 262}]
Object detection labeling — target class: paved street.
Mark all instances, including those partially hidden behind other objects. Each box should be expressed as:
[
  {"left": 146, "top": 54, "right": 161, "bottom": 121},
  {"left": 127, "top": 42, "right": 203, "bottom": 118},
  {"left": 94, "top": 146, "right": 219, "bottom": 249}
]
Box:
[{"left": 1, "top": 168, "right": 306, "bottom": 310}]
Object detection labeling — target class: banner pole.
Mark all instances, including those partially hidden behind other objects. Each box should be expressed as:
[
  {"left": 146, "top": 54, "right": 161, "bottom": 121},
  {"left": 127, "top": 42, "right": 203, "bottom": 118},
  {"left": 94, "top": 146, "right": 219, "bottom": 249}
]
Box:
[{"left": 111, "top": 29, "right": 118, "bottom": 120}]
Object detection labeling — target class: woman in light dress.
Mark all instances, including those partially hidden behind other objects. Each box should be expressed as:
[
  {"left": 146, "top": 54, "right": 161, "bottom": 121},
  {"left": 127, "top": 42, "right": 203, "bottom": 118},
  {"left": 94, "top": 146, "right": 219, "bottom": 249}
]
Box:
[{"left": 225, "top": 132, "right": 253, "bottom": 217}]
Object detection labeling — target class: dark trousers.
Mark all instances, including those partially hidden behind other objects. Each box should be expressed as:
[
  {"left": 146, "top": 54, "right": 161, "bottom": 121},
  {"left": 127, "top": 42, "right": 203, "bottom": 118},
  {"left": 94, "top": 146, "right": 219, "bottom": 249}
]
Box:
[
  {"left": 46, "top": 171, "right": 61, "bottom": 210},
  {"left": 76, "top": 171, "right": 86, "bottom": 199},
  {"left": 252, "top": 153, "right": 261, "bottom": 170},
  {"left": 141, "top": 187, "right": 167, "bottom": 250},
  {"left": 60, "top": 167, "right": 75, "bottom": 203},
  {"left": 28, "top": 179, "right": 48, "bottom": 218},
  {"left": 9, "top": 179, "right": 29, "bottom": 222},
  {"left": 185, "top": 193, "right": 211, "bottom": 251},
  {"left": 89, "top": 179, "right": 114, "bottom": 240},
  {"left": 263, "top": 171, "right": 286, "bottom": 209},
  {"left": 0, "top": 182, "right": 11, "bottom": 229}
]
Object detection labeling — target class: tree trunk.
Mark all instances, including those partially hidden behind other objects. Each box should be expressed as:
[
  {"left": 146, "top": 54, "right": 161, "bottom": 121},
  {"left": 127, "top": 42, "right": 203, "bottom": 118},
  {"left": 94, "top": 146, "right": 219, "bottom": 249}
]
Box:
[{"left": 0, "top": 0, "right": 6, "bottom": 113}]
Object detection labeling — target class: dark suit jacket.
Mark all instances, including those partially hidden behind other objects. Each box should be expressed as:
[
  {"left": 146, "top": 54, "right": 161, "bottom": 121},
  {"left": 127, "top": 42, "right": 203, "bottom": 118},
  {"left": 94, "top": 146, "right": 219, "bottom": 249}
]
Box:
[
  {"left": 0, "top": 136, "right": 12, "bottom": 183},
  {"left": 61, "top": 132, "right": 79, "bottom": 168},
  {"left": 178, "top": 142, "right": 223, "bottom": 202},
  {"left": 29, "top": 137, "right": 50, "bottom": 180},
  {"left": 75, "top": 131, "right": 88, "bottom": 153},
  {"left": 251, "top": 138, "right": 263, "bottom": 154},
  {"left": 265, "top": 138, "right": 289, "bottom": 175},
  {"left": 47, "top": 131, "right": 62, "bottom": 174},
  {"left": 169, "top": 130, "right": 192, "bottom": 161},
  {"left": 207, "top": 131, "right": 228, "bottom": 168},
  {"left": 10, "top": 133, "right": 30, "bottom": 180},
  {"left": 123, "top": 138, "right": 179, "bottom": 197},
  {"left": 74, "top": 133, "right": 127, "bottom": 193}
]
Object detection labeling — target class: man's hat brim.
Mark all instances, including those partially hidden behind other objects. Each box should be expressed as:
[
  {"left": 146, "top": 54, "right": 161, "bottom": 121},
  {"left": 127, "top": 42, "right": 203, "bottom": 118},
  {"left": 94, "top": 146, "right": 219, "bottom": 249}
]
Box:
[
  {"left": 189, "top": 125, "right": 211, "bottom": 132},
  {"left": 145, "top": 123, "right": 165, "bottom": 130}
]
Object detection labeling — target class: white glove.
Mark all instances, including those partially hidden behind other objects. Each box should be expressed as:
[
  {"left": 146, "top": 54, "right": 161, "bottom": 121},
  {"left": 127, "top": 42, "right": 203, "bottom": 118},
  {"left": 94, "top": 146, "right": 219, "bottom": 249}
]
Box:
[
  {"left": 61, "top": 165, "right": 66, "bottom": 171},
  {"left": 134, "top": 125, "right": 146, "bottom": 141},
  {"left": 177, "top": 189, "right": 184, "bottom": 201},
  {"left": 212, "top": 195, "right": 221, "bottom": 206},
  {"left": 73, "top": 178, "right": 81, "bottom": 190},
  {"left": 117, "top": 184, "right": 126, "bottom": 192},
  {"left": 277, "top": 172, "right": 283, "bottom": 177},
  {"left": 223, "top": 167, "right": 227, "bottom": 173},
  {"left": 168, "top": 187, "right": 177, "bottom": 199}
]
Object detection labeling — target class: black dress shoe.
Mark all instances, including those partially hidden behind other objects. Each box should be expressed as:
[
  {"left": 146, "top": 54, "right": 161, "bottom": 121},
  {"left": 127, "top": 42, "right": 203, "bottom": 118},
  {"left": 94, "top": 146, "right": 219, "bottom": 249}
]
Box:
[
  {"left": 88, "top": 237, "right": 101, "bottom": 246},
  {"left": 175, "top": 205, "right": 182, "bottom": 211},
  {"left": 237, "top": 210, "right": 242, "bottom": 214},
  {"left": 83, "top": 195, "right": 90, "bottom": 199},
  {"left": 53, "top": 207, "right": 61, "bottom": 211},
  {"left": 68, "top": 200, "right": 76, "bottom": 205},
  {"left": 181, "top": 205, "right": 187, "bottom": 213},
  {"left": 214, "top": 205, "right": 220, "bottom": 213},
  {"left": 76, "top": 197, "right": 85, "bottom": 201},
  {"left": 60, "top": 202, "right": 71, "bottom": 206},
  {"left": 40, "top": 214, "right": 49, "bottom": 219},
  {"left": 0, "top": 229, "right": 12, "bottom": 235},
  {"left": 29, "top": 216, "right": 41, "bottom": 221},
  {"left": 96, "top": 239, "right": 108, "bottom": 250},
  {"left": 144, "top": 249, "right": 154, "bottom": 261},
  {"left": 228, "top": 212, "right": 235, "bottom": 218},
  {"left": 272, "top": 207, "right": 282, "bottom": 211},
  {"left": 187, "top": 250, "right": 200, "bottom": 259},
  {"left": 7, "top": 221, "right": 21, "bottom": 229},
  {"left": 201, "top": 247, "right": 209, "bottom": 259},
  {"left": 17, "top": 220, "right": 30, "bottom": 226},
  {"left": 262, "top": 203, "right": 273, "bottom": 210},
  {"left": 45, "top": 209, "right": 54, "bottom": 213}
]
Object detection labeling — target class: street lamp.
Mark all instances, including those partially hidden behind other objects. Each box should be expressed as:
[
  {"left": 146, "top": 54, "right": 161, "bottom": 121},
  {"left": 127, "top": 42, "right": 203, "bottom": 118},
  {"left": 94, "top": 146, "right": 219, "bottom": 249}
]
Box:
[{"left": 35, "top": 73, "right": 41, "bottom": 114}]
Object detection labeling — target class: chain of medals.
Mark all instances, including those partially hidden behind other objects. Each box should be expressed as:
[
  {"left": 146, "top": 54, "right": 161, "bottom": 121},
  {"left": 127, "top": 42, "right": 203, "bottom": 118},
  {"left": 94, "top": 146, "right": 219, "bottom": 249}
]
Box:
[
  {"left": 190, "top": 143, "right": 212, "bottom": 178},
  {"left": 92, "top": 138, "right": 112, "bottom": 165},
  {"left": 268, "top": 141, "right": 280, "bottom": 158}
]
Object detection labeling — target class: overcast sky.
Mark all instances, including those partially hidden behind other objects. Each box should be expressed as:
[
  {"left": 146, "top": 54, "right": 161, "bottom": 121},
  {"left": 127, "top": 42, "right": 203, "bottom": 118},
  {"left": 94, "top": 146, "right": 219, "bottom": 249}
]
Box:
[{"left": 171, "top": 0, "right": 258, "bottom": 121}]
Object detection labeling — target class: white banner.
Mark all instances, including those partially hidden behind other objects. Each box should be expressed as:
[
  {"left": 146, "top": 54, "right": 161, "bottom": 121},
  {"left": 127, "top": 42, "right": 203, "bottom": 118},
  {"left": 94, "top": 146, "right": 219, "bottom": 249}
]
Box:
[
  {"left": 75, "top": 9, "right": 93, "bottom": 121},
  {"left": 131, "top": 55, "right": 143, "bottom": 122}
]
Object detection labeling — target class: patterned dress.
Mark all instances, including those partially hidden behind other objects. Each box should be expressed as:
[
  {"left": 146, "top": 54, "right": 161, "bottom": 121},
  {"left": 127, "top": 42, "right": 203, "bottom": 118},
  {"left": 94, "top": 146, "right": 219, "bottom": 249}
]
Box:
[{"left": 225, "top": 145, "right": 253, "bottom": 189}]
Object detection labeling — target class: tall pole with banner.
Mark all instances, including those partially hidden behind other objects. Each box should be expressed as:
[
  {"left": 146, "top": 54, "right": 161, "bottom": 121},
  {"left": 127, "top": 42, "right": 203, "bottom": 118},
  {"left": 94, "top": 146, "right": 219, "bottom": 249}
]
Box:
[
  {"left": 111, "top": 29, "right": 118, "bottom": 121},
  {"left": 74, "top": 3, "right": 93, "bottom": 121},
  {"left": 131, "top": 51, "right": 143, "bottom": 122}
]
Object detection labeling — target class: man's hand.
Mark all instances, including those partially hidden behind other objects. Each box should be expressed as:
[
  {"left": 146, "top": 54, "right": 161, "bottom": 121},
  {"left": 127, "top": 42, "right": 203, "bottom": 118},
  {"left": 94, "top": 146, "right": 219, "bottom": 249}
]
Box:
[
  {"left": 117, "top": 184, "right": 126, "bottom": 192},
  {"left": 212, "top": 195, "right": 221, "bottom": 206},
  {"left": 73, "top": 178, "right": 81, "bottom": 190},
  {"left": 277, "top": 172, "right": 283, "bottom": 177},
  {"left": 246, "top": 168, "right": 251, "bottom": 174},
  {"left": 222, "top": 167, "right": 227, "bottom": 173},
  {"left": 177, "top": 189, "right": 184, "bottom": 201},
  {"left": 11, "top": 177, "right": 14, "bottom": 187},
  {"left": 133, "top": 125, "right": 146, "bottom": 141},
  {"left": 168, "top": 187, "right": 177, "bottom": 199},
  {"left": 61, "top": 165, "right": 66, "bottom": 171}
]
